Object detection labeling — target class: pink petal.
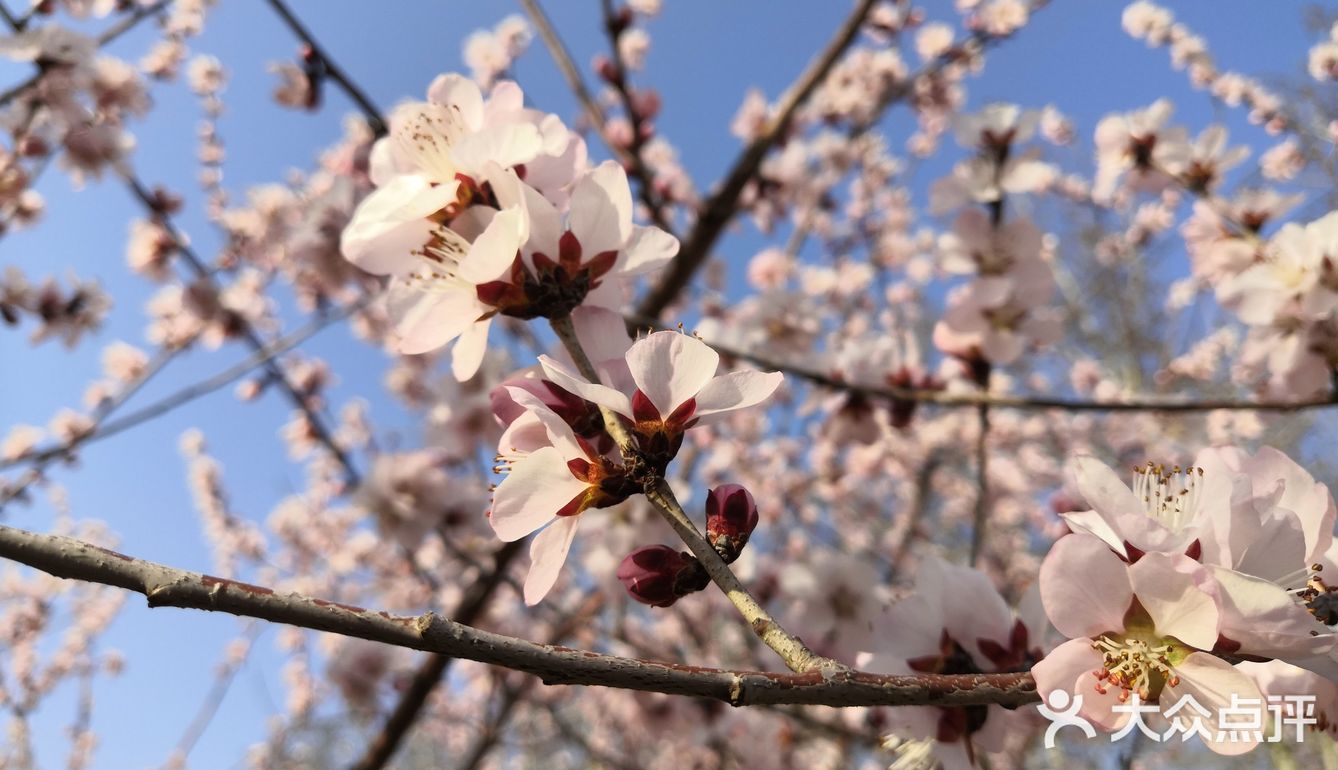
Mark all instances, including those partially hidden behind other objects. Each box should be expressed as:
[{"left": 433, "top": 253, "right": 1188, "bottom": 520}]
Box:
[
  {"left": 1069, "top": 456, "right": 1142, "bottom": 529},
  {"left": 1128, "top": 552, "right": 1219, "bottom": 650},
  {"left": 1209, "top": 566, "right": 1333, "bottom": 661},
  {"left": 1039, "top": 533, "right": 1132, "bottom": 639},
  {"left": 692, "top": 370, "right": 784, "bottom": 424},
  {"left": 1030, "top": 639, "right": 1097, "bottom": 700},
  {"left": 504, "top": 386, "right": 584, "bottom": 459},
  {"left": 524, "top": 515, "right": 580, "bottom": 605},
  {"left": 1163, "top": 652, "right": 1263, "bottom": 756},
  {"left": 1251, "top": 446, "right": 1336, "bottom": 564},
  {"left": 491, "top": 446, "right": 587, "bottom": 542},
  {"left": 569, "top": 161, "right": 633, "bottom": 258},
  {"left": 626, "top": 332, "right": 719, "bottom": 418},
  {"left": 571, "top": 305, "right": 632, "bottom": 364}
]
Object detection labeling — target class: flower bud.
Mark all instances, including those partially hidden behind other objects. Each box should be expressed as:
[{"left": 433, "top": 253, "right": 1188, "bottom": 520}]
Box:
[
  {"left": 705, "top": 484, "right": 758, "bottom": 563},
  {"left": 616, "top": 545, "right": 706, "bottom": 607}
]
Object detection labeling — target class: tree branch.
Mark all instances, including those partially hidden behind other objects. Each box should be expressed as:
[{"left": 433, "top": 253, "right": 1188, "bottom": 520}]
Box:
[
  {"left": 0, "top": 523, "right": 1038, "bottom": 709},
  {"left": 634, "top": 0, "right": 878, "bottom": 319},
  {"left": 262, "top": 0, "right": 387, "bottom": 135}
]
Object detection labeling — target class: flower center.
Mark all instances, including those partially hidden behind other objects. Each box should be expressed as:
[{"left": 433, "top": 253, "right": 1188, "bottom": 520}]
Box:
[
  {"left": 1131, "top": 461, "right": 1203, "bottom": 534},
  {"left": 1091, "top": 634, "right": 1179, "bottom": 701}
]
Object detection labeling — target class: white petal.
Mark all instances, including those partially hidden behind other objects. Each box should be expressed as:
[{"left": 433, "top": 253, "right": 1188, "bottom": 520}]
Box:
[
  {"left": 1128, "top": 553, "right": 1219, "bottom": 650},
  {"left": 1163, "top": 653, "right": 1263, "bottom": 756},
  {"left": 692, "top": 370, "right": 784, "bottom": 424},
  {"left": 524, "top": 516, "right": 580, "bottom": 605},
  {"left": 450, "top": 317, "right": 492, "bottom": 382},
  {"left": 538, "top": 355, "right": 633, "bottom": 419},
  {"left": 626, "top": 331, "right": 719, "bottom": 417},
  {"left": 450, "top": 123, "right": 544, "bottom": 175},
  {"left": 1060, "top": 510, "right": 1128, "bottom": 557},
  {"left": 340, "top": 176, "right": 458, "bottom": 274},
  {"left": 458, "top": 207, "right": 528, "bottom": 284},
  {"left": 491, "top": 446, "right": 587, "bottom": 542},
  {"left": 487, "top": 165, "right": 562, "bottom": 260},
  {"left": 1069, "top": 455, "right": 1142, "bottom": 528},
  {"left": 619, "top": 226, "right": 679, "bottom": 275},
  {"left": 426, "top": 73, "right": 484, "bottom": 129},
  {"left": 385, "top": 280, "right": 481, "bottom": 355},
  {"left": 1209, "top": 566, "right": 1334, "bottom": 661},
  {"left": 569, "top": 161, "right": 633, "bottom": 258}
]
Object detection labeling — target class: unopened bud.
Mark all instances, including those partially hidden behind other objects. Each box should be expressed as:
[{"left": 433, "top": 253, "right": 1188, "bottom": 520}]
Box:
[
  {"left": 705, "top": 484, "right": 758, "bottom": 563},
  {"left": 617, "top": 545, "right": 706, "bottom": 607},
  {"left": 593, "top": 55, "right": 621, "bottom": 85}
]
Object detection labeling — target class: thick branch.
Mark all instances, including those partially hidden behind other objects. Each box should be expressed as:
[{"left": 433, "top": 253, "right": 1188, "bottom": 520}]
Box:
[{"left": 0, "top": 523, "right": 1038, "bottom": 709}]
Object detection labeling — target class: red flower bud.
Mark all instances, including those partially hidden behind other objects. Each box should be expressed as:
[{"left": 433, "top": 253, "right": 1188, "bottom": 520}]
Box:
[
  {"left": 616, "top": 545, "right": 705, "bottom": 607},
  {"left": 705, "top": 484, "right": 758, "bottom": 563}
]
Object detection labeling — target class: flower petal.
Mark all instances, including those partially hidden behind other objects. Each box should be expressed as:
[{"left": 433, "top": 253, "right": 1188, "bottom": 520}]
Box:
[
  {"left": 1209, "top": 566, "right": 1334, "bottom": 662},
  {"left": 538, "top": 355, "right": 633, "bottom": 419},
  {"left": 491, "top": 446, "right": 587, "bottom": 543},
  {"left": 692, "top": 370, "right": 784, "bottom": 424},
  {"left": 341, "top": 176, "right": 458, "bottom": 275},
  {"left": 626, "top": 331, "right": 719, "bottom": 417},
  {"left": 1039, "top": 533, "right": 1132, "bottom": 639},
  {"left": 450, "top": 317, "right": 492, "bottom": 382},
  {"left": 1069, "top": 455, "right": 1142, "bottom": 529},
  {"left": 385, "top": 279, "right": 482, "bottom": 355},
  {"left": 1128, "top": 552, "right": 1219, "bottom": 650},
  {"left": 1163, "top": 652, "right": 1264, "bottom": 756},
  {"left": 458, "top": 207, "right": 528, "bottom": 285},
  {"left": 524, "top": 515, "right": 580, "bottom": 605},
  {"left": 569, "top": 161, "right": 633, "bottom": 258},
  {"left": 619, "top": 225, "right": 678, "bottom": 275}
]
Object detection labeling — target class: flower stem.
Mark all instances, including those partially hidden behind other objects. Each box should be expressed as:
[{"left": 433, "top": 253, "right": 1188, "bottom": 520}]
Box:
[
  {"left": 548, "top": 313, "right": 835, "bottom": 674},
  {"left": 644, "top": 479, "right": 838, "bottom": 674},
  {"left": 549, "top": 314, "right": 636, "bottom": 451}
]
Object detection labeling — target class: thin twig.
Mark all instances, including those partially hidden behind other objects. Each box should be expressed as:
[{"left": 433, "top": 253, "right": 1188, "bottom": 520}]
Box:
[
  {"left": 968, "top": 403, "right": 991, "bottom": 567},
  {"left": 643, "top": 480, "right": 836, "bottom": 674},
  {"left": 626, "top": 312, "right": 1338, "bottom": 412},
  {"left": 119, "top": 172, "right": 364, "bottom": 488},
  {"left": 0, "top": 522, "right": 1039, "bottom": 708},
  {"left": 634, "top": 0, "right": 879, "bottom": 319},
  {"left": 1, "top": 300, "right": 361, "bottom": 477},
  {"left": 262, "top": 0, "right": 387, "bottom": 135},
  {"left": 596, "top": 0, "right": 676, "bottom": 233}
]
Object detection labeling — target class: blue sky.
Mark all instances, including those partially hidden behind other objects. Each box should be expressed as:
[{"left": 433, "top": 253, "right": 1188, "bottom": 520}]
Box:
[{"left": 0, "top": 0, "right": 1329, "bottom": 766}]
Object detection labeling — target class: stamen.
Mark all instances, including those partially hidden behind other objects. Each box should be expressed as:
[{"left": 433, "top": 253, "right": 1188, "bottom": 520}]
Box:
[
  {"left": 1131, "top": 461, "right": 1203, "bottom": 533},
  {"left": 1092, "top": 635, "right": 1176, "bottom": 701}
]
